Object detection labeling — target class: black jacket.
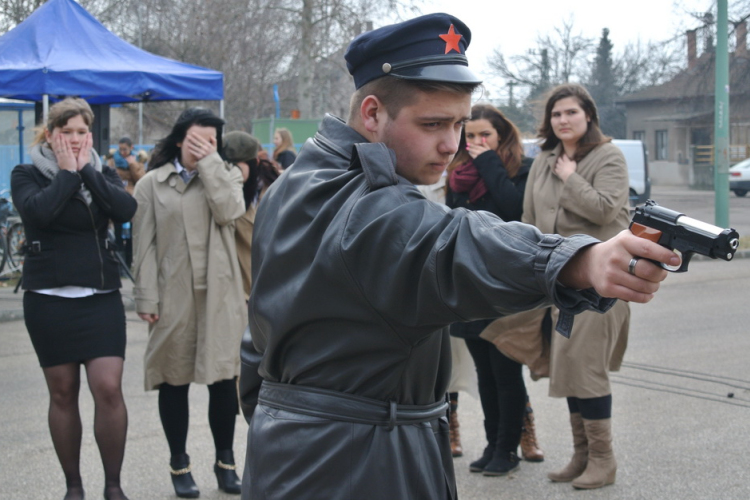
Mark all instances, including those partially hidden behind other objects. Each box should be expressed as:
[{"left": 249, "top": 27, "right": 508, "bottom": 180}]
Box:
[
  {"left": 11, "top": 163, "right": 137, "bottom": 290},
  {"left": 445, "top": 151, "right": 532, "bottom": 222},
  {"left": 275, "top": 149, "right": 296, "bottom": 169},
  {"left": 445, "top": 152, "right": 533, "bottom": 339},
  {"left": 240, "top": 115, "right": 613, "bottom": 500}
]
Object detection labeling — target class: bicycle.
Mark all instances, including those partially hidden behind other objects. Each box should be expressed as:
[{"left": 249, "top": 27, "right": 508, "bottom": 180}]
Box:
[
  {"left": 0, "top": 189, "right": 24, "bottom": 277},
  {"left": 6, "top": 216, "right": 24, "bottom": 272},
  {"left": 0, "top": 194, "right": 10, "bottom": 275}
]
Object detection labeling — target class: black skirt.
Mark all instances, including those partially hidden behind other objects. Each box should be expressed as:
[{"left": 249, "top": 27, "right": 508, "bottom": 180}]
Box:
[{"left": 24, "top": 290, "right": 126, "bottom": 367}]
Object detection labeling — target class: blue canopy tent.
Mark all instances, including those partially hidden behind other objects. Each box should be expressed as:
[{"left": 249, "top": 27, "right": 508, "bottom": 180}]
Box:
[
  {"left": 0, "top": 0, "right": 224, "bottom": 188},
  {"left": 0, "top": 0, "right": 224, "bottom": 107}
]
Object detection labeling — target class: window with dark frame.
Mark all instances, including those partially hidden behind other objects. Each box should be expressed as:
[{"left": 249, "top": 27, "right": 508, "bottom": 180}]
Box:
[
  {"left": 655, "top": 130, "right": 668, "bottom": 160},
  {"left": 633, "top": 131, "right": 645, "bottom": 142}
]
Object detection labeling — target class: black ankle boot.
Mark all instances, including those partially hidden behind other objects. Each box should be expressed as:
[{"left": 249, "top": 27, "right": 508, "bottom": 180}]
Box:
[
  {"left": 214, "top": 450, "right": 241, "bottom": 495},
  {"left": 170, "top": 453, "right": 200, "bottom": 498},
  {"left": 469, "top": 445, "right": 495, "bottom": 472},
  {"left": 482, "top": 451, "right": 520, "bottom": 477}
]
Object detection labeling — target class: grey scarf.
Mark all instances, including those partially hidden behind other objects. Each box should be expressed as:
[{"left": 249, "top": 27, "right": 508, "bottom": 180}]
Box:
[{"left": 30, "top": 143, "right": 102, "bottom": 205}]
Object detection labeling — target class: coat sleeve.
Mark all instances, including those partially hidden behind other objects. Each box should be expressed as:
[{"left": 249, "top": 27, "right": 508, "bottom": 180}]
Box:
[
  {"left": 79, "top": 164, "right": 138, "bottom": 223},
  {"left": 473, "top": 150, "right": 525, "bottom": 221},
  {"left": 557, "top": 144, "right": 629, "bottom": 227},
  {"left": 132, "top": 175, "right": 160, "bottom": 315},
  {"left": 340, "top": 189, "right": 610, "bottom": 339},
  {"left": 11, "top": 165, "right": 81, "bottom": 229},
  {"left": 196, "top": 153, "right": 245, "bottom": 226}
]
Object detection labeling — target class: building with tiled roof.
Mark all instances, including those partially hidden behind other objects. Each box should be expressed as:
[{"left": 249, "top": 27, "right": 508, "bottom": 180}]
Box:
[{"left": 618, "top": 23, "right": 750, "bottom": 187}]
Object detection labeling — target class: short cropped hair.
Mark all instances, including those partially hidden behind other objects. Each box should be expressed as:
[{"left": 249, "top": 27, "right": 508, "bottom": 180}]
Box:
[
  {"left": 119, "top": 137, "right": 133, "bottom": 146},
  {"left": 347, "top": 76, "right": 480, "bottom": 123}
]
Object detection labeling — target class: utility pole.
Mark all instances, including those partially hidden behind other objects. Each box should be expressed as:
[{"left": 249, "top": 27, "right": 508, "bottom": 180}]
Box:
[
  {"left": 715, "top": 0, "right": 729, "bottom": 227},
  {"left": 508, "top": 82, "right": 515, "bottom": 108}
]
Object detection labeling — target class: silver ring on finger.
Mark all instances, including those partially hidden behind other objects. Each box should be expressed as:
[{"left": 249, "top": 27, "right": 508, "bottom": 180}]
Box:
[{"left": 628, "top": 257, "right": 639, "bottom": 276}]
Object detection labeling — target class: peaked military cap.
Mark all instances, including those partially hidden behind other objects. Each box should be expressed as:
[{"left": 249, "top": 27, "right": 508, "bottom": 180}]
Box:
[{"left": 345, "top": 13, "right": 482, "bottom": 89}]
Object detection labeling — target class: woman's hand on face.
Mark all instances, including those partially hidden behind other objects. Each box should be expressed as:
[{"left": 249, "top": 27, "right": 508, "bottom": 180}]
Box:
[
  {"left": 75, "top": 132, "right": 93, "bottom": 171},
  {"left": 53, "top": 134, "right": 78, "bottom": 172},
  {"left": 553, "top": 154, "right": 577, "bottom": 182},
  {"left": 466, "top": 137, "right": 491, "bottom": 159},
  {"left": 186, "top": 129, "right": 217, "bottom": 162}
]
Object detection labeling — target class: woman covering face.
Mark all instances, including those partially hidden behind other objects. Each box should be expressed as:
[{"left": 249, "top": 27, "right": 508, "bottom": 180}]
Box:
[
  {"left": 445, "top": 103, "right": 545, "bottom": 476},
  {"left": 131, "top": 107, "right": 247, "bottom": 498},
  {"left": 11, "top": 97, "right": 138, "bottom": 500}
]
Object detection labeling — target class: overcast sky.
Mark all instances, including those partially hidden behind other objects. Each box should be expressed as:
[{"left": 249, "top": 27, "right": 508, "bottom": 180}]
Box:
[{"left": 410, "top": 0, "right": 715, "bottom": 99}]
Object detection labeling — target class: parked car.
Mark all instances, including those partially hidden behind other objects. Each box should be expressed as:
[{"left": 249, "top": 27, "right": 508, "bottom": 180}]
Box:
[
  {"left": 729, "top": 157, "right": 750, "bottom": 197},
  {"left": 523, "top": 139, "right": 651, "bottom": 206}
]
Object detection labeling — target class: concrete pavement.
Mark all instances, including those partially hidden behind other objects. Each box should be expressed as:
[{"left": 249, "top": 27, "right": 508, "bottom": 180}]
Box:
[
  {"left": 2, "top": 183, "right": 750, "bottom": 499},
  {"left": 2, "top": 258, "right": 749, "bottom": 499}
]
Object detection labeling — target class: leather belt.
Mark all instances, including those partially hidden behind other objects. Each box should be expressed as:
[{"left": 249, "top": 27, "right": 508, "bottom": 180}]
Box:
[{"left": 258, "top": 381, "right": 449, "bottom": 431}]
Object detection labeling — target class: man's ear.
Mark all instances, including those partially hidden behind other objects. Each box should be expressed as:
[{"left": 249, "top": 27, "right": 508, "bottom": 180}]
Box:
[{"left": 360, "top": 95, "right": 387, "bottom": 135}]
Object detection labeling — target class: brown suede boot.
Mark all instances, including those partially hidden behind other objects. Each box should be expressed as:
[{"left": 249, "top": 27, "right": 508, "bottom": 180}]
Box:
[
  {"left": 520, "top": 401, "right": 544, "bottom": 462},
  {"left": 449, "top": 407, "right": 463, "bottom": 457},
  {"left": 572, "top": 418, "right": 616, "bottom": 489},
  {"left": 547, "top": 413, "right": 588, "bottom": 482}
]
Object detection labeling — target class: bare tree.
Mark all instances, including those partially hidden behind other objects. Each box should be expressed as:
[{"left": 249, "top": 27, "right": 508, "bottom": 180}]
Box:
[
  {"left": 488, "top": 16, "right": 593, "bottom": 101},
  {"left": 0, "top": 0, "right": 420, "bottom": 131},
  {"left": 0, "top": 0, "right": 45, "bottom": 32}
]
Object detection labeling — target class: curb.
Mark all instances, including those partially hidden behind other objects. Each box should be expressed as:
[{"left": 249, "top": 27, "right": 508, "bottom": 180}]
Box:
[{"left": 2, "top": 249, "right": 748, "bottom": 324}]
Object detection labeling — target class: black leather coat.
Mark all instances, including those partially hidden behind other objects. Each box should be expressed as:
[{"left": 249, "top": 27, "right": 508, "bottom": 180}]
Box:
[
  {"left": 241, "top": 115, "right": 613, "bottom": 499},
  {"left": 445, "top": 152, "right": 533, "bottom": 339}
]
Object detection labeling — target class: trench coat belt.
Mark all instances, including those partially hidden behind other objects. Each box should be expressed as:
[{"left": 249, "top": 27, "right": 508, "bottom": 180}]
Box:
[{"left": 258, "top": 381, "right": 449, "bottom": 431}]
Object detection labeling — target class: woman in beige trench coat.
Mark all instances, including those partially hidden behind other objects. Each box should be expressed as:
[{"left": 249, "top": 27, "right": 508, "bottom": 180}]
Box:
[
  {"left": 522, "top": 84, "right": 630, "bottom": 491},
  {"left": 133, "top": 108, "right": 247, "bottom": 498}
]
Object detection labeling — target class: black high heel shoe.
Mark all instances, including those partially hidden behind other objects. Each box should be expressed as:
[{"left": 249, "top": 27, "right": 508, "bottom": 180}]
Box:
[
  {"left": 170, "top": 453, "right": 200, "bottom": 498},
  {"left": 103, "top": 486, "right": 130, "bottom": 500},
  {"left": 63, "top": 486, "right": 85, "bottom": 500},
  {"left": 214, "top": 450, "right": 241, "bottom": 495}
]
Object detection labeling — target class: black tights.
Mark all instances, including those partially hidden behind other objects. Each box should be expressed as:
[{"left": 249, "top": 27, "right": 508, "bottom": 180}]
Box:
[
  {"left": 43, "top": 357, "right": 128, "bottom": 500},
  {"left": 566, "top": 394, "right": 612, "bottom": 420},
  {"left": 465, "top": 336, "right": 527, "bottom": 452},
  {"left": 158, "top": 378, "right": 239, "bottom": 458}
]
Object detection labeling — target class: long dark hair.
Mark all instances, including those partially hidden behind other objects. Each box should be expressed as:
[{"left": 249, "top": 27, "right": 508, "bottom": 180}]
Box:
[
  {"left": 148, "top": 107, "right": 225, "bottom": 170},
  {"left": 242, "top": 158, "right": 279, "bottom": 209},
  {"left": 470, "top": 103, "right": 524, "bottom": 177},
  {"left": 538, "top": 83, "right": 610, "bottom": 161}
]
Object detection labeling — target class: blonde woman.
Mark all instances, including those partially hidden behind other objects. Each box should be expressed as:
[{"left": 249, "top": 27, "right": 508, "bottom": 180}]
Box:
[
  {"left": 11, "top": 97, "right": 136, "bottom": 500},
  {"left": 272, "top": 127, "right": 297, "bottom": 169}
]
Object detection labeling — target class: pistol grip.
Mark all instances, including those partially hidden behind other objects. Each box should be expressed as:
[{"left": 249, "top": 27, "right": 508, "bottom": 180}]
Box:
[{"left": 630, "top": 222, "right": 662, "bottom": 242}]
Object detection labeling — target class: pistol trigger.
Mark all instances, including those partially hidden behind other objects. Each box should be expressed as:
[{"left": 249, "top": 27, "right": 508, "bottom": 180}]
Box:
[{"left": 662, "top": 249, "right": 684, "bottom": 273}]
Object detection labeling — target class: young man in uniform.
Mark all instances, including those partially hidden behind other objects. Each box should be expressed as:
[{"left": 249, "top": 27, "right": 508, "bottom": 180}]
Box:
[{"left": 240, "top": 13, "right": 677, "bottom": 500}]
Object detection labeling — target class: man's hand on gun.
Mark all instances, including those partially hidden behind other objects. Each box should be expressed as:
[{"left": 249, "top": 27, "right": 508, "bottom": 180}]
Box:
[
  {"left": 559, "top": 200, "right": 740, "bottom": 303},
  {"left": 559, "top": 231, "right": 675, "bottom": 303}
]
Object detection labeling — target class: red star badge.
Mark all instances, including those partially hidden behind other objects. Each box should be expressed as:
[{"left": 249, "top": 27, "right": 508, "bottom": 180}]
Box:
[{"left": 439, "top": 24, "right": 462, "bottom": 54}]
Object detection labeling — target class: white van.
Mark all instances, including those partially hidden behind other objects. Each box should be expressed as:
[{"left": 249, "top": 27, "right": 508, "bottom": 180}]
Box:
[{"left": 522, "top": 139, "right": 651, "bottom": 206}]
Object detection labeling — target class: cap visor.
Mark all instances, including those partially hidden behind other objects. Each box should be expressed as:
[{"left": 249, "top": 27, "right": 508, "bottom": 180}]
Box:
[{"left": 391, "top": 64, "right": 482, "bottom": 85}]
